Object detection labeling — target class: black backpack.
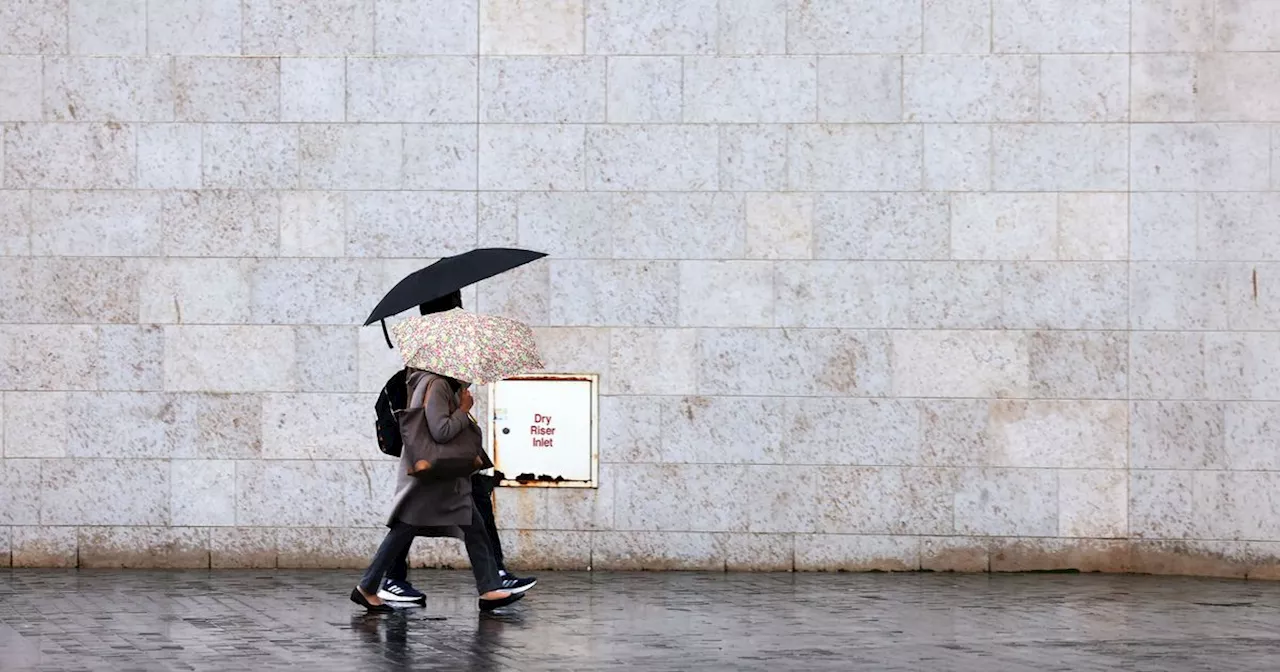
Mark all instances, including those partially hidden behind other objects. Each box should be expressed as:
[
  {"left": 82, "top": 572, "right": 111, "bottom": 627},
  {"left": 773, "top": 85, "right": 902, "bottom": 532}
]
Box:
[{"left": 375, "top": 368, "right": 410, "bottom": 457}]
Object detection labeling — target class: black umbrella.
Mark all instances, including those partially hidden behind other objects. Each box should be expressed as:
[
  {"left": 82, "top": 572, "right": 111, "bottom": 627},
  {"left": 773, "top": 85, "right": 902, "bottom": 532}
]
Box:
[{"left": 365, "top": 247, "right": 547, "bottom": 347}]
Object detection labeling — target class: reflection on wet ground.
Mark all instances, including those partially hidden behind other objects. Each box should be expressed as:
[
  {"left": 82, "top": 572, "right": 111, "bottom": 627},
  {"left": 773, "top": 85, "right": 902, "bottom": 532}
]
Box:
[{"left": 3, "top": 570, "right": 1280, "bottom": 670}]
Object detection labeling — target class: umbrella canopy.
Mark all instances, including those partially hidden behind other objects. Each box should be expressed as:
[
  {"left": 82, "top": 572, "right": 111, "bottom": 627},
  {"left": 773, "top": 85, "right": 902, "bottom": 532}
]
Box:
[
  {"left": 390, "top": 309, "right": 544, "bottom": 385},
  {"left": 364, "top": 248, "right": 547, "bottom": 327}
]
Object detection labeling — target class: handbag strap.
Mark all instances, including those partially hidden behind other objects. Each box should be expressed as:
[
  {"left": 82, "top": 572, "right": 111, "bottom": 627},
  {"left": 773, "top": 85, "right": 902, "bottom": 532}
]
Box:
[
  {"left": 408, "top": 373, "right": 433, "bottom": 410},
  {"left": 407, "top": 373, "right": 457, "bottom": 412}
]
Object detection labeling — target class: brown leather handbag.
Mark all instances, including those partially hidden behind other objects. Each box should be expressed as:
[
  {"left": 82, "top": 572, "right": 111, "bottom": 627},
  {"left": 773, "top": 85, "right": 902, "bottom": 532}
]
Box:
[{"left": 396, "top": 374, "right": 493, "bottom": 480}]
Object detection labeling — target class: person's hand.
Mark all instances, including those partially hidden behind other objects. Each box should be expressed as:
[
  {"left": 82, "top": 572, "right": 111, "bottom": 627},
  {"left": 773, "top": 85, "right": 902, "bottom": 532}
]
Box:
[{"left": 458, "top": 388, "right": 474, "bottom": 414}]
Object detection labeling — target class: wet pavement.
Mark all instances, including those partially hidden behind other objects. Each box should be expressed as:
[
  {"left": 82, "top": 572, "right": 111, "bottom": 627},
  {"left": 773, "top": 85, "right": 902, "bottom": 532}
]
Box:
[{"left": 2, "top": 570, "right": 1280, "bottom": 671}]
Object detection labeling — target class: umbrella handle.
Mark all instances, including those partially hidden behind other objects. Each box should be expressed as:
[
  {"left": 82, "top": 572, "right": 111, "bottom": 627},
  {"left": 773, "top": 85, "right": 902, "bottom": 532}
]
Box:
[{"left": 381, "top": 319, "right": 393, "bottom": 349}]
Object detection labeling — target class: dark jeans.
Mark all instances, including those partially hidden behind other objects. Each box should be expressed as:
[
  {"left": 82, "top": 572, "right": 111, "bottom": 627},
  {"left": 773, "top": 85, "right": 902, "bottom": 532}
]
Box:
[
  {"left": 360, "top": 507, "right": 501, "bottom": 596},
  {"left": 470, "top": 473, "right": 505, "bottom": 570},
  {"left": 386, "top": 474, "right": 505, "bottom": 584}
]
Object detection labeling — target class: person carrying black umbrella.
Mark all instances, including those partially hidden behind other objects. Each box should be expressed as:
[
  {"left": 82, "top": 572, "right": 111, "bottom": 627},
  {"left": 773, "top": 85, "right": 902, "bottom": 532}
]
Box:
[
  {"left": 373, "top": 290, "right": 536, "bottom": 606},
  {"left": 364, "top": 249, "right": 546, "bottom": 605}
]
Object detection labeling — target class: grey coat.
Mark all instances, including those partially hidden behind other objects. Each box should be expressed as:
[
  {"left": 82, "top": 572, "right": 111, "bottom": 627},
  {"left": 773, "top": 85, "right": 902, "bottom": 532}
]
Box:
[{"left": 385, "top": 370, "right": 484, "bottom": 538}]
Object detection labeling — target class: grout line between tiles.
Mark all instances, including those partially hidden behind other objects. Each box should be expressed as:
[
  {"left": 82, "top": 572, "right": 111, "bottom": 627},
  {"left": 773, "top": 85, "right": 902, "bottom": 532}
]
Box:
[
  {"left": 475, "top": 1, "right": 482, "bottom": 239},
  {"left": 989, "top": 0, "right": 994, "bottom": 53},
  {"left": 1126, "top": 0, "right": 1134, "bottom": 545},
  {"left": 8, "top": 119, "right": 1280, "bottom": 127},
  {"left": 714, "top": 0, "right": 721, "bottom": 54}
]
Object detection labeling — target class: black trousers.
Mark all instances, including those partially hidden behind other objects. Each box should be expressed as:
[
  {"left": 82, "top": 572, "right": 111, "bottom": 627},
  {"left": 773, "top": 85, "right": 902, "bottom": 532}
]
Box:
[
  {"left": 386, "top": 473, "right": 505, "bottom": 583},
  {"left": 360, "top": 508, "right": 501, "bottom": 596}
]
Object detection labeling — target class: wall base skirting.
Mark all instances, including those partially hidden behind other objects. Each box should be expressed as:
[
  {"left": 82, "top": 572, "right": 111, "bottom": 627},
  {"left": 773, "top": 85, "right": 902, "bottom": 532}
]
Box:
[{"left": 5, "top": 527, "right": 1280, "bottom": 580}]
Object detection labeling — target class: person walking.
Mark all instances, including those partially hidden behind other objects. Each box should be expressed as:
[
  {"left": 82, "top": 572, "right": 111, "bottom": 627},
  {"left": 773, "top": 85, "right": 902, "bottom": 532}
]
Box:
[
  {"left": 374, "top": 291, "right": 536, "bottom": 606},
  {"left": 353, "top": 368, "right": 520, "bottom": 613}
]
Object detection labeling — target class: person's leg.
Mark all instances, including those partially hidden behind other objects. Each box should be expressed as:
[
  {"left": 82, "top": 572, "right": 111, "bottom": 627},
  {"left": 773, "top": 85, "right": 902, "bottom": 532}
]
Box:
[
  {"left": 387, "top": 543, "right": 410, "bottom": 583},
  {"left": 470, "top": 474, "right": 538, "bottom": 590},
  {"left": 377, "top": 541, "right": 427, "bottom": 603},
  {"left": 461, "top": 507, "right": 504, "bottom": 596},
  {"left": 461, "top": 507, "right": 528, "bottom": 611},
  {"left": 469, "top": 473, "right": 505, "bottom": 573},
  {"left": 357, "top": 522, "right": 419, "bottom": 601}
]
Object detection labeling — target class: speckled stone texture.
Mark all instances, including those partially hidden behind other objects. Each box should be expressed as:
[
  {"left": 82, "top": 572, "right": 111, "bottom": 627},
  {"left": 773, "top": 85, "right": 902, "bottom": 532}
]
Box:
[{"left": 2, "top": 0, "right": 1280, "bottom": 577}]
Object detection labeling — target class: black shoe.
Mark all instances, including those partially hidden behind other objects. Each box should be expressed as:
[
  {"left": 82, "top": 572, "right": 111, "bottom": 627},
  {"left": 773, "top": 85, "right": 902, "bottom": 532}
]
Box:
[
  {"left": 478, "top": 591, "right": 524, "bottom": 612},
  {"left": 499, "top": 576, "right": 537, "bottom": 594},
  {"left": 378, "top": 578, "right": 426, "bottom": 604},
  {"left": 351, "top": 587, "right": 395, "bottom": 613}
]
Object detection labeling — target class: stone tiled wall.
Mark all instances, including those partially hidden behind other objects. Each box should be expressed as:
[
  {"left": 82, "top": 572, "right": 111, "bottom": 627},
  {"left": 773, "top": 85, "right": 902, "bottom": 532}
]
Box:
[{"left": 2, "top": 0, "right": 1280, "bottom": 577}]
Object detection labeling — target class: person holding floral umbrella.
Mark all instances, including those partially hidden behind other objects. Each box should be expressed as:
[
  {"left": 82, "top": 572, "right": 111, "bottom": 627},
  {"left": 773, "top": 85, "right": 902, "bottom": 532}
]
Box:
[{"left": 351, "top": 309, "right": 544, "bottom": 613}]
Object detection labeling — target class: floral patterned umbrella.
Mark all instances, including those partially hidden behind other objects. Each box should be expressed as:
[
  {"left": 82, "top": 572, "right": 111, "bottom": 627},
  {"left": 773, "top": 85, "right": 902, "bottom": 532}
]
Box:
[{"left": 389, "top": 308, "right": 544, "bottom": 385}]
